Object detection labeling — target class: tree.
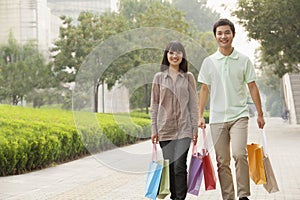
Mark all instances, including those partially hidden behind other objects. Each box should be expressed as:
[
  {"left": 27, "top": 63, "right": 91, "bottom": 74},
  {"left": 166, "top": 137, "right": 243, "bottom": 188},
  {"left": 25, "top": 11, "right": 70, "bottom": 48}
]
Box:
[
  {"left": 106, "top": 1, "right": 217, "bottom": 112},
  {"left": 0, "top": 32, "right": 51, "bottom": 105},
  {"left": 53, "top": 0, "right": 218, "bottom": 113},
  {"left": 51, "top": 12, "right": 129, "bottom": 111},
  {"left": 173, "top": 0, "right": 220, "bottom": 32},
  {"left": 234, "top": 0, "right": 300, "bottom": 77},
  {"left": 117, "top": 0, "right": 195, "bottom": 113}
]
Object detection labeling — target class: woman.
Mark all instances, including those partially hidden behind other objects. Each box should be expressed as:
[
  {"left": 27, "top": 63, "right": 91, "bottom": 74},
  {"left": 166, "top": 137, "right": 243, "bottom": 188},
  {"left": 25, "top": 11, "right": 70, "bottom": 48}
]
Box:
[{"left": 150, "top": 41, "right": 199, "bottom": 200}]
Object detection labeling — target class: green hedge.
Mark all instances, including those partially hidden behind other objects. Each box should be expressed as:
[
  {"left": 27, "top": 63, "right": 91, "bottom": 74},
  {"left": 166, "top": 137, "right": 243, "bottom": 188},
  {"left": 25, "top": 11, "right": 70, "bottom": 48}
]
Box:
[
  {"left": 0, "top": 105, "right": 209, "bottom": 176},
  {"left": 203, "top": 111, "right": 210, "bottom": 123},
  {"left": 0, "top": 105, "right": 151, "bottom": 176}
]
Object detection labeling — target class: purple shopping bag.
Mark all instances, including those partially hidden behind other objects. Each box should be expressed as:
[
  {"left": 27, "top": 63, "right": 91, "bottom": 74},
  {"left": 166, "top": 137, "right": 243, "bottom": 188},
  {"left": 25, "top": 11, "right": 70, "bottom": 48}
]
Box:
[{"left": 187, "top": 144, "right": 204, "bottom": 196}]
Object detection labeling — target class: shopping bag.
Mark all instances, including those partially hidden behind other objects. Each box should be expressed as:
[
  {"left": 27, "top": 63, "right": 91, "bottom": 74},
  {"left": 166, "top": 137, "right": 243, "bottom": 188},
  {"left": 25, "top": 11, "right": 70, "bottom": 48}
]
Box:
[
  {"left": 145, "top": 144, "right": 163, "bottom": 200},
  {"left": 201, "top": 128, "right": 217, "bottom": 190},
  {"left": 261, "top": 130, "right": 279, "bottom": 193},
  {"left": 187, "top": 144, "right": 204, "bottom": 196},
  {"left": 157, "top": 159, "right": 170, "bottom": 199},
  {"left": 263, "top": 157, "right": 279, "bottom": 193},
  {"left": 247, "top": 143, "right": 267, "bottom": 184}
]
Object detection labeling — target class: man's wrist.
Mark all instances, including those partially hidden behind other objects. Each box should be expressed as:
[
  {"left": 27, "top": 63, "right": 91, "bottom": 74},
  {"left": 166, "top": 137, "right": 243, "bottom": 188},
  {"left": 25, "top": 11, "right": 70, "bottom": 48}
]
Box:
[{"left": 257, "top": 112, "right": 264, "bottom": 117}]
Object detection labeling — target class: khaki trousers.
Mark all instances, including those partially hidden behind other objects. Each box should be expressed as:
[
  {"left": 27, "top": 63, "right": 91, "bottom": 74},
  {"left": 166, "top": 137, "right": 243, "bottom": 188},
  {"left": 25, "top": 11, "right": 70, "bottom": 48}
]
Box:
[{"left": 210, "top": 117, "right": 250, "bottom": 200}]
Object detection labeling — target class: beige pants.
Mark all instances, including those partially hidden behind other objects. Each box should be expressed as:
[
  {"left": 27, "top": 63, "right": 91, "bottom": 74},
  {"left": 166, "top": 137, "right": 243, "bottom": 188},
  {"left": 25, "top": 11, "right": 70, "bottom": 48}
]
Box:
[{"left": 210, "top": 117, "right": 250, "bottom": 200}]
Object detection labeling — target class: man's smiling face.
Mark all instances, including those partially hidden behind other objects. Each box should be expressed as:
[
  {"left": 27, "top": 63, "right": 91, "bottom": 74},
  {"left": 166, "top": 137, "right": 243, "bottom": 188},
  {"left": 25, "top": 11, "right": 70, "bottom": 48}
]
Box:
[{"left": 215, "top": 25, "right": 234, "bottom": 50}]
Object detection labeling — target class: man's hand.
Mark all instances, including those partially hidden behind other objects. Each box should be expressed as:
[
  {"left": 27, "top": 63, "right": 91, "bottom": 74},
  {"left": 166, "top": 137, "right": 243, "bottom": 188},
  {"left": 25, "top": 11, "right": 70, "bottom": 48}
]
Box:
[
  {"left": 151, "top": 134, "right": 158, "bottom": 144},
  {"left": 257, "top": 115, "right": 265, "bottom": 129},
  {"left": 198, "top": 117, "right": 206, "bottom": 129}
]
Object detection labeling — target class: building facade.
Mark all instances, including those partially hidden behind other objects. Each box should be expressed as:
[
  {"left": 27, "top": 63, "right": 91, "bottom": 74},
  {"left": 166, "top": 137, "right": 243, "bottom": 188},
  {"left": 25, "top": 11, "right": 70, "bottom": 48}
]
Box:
[
  {"left": 0, "top": 0, "right": 131, "bottom": 113},
  {"left": 0, "top": 0, "right": 112, "bottom": 57},
  {"left": 47, "top": 0, "right": 111, "bottom": 21},
  {"left": 0, "top": 0, "right": 51, "bottom": 57}
]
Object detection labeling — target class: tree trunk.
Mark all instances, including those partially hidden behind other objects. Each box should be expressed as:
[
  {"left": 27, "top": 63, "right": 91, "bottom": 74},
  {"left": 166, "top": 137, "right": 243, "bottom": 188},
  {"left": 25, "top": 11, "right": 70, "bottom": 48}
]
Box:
[
  {"left": 12, "top": 95, "right": 18, "bottom": 105},
  {"left": 102, "top": 79, "right": 105, "bottom": 113},
  {"left": 144, "top": 84, "right": 149, "bottom": 114},
  {"left": 94, "top": 79, "right": 99, "bottom": 113}
]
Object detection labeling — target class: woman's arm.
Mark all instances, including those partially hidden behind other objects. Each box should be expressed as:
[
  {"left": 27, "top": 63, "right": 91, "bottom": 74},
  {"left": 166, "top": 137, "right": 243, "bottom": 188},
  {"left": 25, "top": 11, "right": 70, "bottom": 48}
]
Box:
[{"left": 150, "top": 74, "right": 160, "bottom": 143}]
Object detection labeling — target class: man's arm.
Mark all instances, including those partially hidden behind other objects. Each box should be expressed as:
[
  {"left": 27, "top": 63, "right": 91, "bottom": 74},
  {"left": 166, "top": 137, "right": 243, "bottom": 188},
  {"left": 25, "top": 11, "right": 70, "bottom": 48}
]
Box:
[
  {"left": 248, "top": 81, "right": 265, "bottom": 129},
  {"left": 198, "top": 83, "right": 209, "bottom": 128}
]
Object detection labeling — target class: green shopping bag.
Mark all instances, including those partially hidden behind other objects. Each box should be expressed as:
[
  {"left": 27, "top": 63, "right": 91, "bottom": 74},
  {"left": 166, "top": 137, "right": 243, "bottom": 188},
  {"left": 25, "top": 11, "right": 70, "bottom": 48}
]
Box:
[{"left": 157, "top": 159, "right": 170, "bottom": 199}]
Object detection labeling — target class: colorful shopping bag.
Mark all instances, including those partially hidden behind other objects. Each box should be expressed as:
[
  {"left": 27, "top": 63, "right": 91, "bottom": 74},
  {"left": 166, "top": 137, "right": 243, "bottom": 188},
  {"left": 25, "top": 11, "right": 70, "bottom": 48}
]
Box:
[
  {"left": 187, "top": 144, "right": 204, "bottom": 196},
  {"left": 247, "top": 143, "right": 267, "bottom": 184},
  {"left": 157, "top": 159, "right": 170, "bottom": 199},
  {"left": 261, "top": 129, "right": 279, "bottom": 193},
  {"left": 201, "top": 128, "right": 217, "bottom": 190},
  {"left": 145, "top": 144, "right": 163, "bottom": 200}
]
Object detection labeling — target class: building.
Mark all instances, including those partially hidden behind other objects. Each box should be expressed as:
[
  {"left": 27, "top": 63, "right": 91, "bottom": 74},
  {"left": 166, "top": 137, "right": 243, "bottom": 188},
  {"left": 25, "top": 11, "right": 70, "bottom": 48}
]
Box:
[
  {"left": 0, "top": 0, "right": 51, "bottom": 57},
  {"left": 0, "top": 0, "right": 113, "bottom": 57},
  {"left": 0, "top": 0, "right": 130, "bottom": 113},
  {"left": 282, "top": 73, "right": 300, "bottom": 124},
  {"left": 47, "top": 0, "right": 111, "bottom": 23}
]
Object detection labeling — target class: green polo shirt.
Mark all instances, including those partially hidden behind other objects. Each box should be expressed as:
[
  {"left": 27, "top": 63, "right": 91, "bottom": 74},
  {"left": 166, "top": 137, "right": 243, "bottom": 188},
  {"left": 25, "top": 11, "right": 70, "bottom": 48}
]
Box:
[{"left": 198, "top": 49, "right": 256, "bottom": 123}]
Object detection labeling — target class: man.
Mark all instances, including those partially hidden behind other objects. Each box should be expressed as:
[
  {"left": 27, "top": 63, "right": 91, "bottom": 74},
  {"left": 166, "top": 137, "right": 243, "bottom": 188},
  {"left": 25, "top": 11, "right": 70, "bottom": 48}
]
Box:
[{"left": 198, "top": 18, "right": 265, "bottom": 200}]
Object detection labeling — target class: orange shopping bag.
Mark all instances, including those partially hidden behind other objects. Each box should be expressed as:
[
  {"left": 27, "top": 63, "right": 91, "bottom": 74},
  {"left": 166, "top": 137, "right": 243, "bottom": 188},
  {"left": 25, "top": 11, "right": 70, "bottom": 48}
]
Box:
[{"left": 247, "top": 143, "right": 267, "bottom": 185}]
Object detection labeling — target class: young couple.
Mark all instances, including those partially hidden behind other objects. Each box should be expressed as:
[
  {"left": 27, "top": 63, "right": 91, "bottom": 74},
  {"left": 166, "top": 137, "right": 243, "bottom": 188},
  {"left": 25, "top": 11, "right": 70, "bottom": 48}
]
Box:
[{"left": 150, "top": 18, "right": 265, "bottom": 200}]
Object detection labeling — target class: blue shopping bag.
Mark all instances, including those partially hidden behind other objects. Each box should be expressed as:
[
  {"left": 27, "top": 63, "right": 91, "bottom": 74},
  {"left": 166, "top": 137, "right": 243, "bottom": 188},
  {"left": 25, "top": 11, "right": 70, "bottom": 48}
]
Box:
[{"left": 145, "top": 144, "right": 163, "bottom": 200}]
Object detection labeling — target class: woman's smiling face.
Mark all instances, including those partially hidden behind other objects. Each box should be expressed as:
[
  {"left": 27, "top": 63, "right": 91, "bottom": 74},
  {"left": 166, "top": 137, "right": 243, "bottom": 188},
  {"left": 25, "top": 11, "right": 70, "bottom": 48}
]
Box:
[{"left": 167, "top": 50, "right": 183, "bottom": 67}]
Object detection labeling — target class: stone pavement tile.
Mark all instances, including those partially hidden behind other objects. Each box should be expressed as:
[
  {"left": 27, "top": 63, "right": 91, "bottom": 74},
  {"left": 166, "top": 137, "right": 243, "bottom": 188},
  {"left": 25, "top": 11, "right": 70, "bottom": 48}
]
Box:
[{"left": 53, "top": 172, "right": 143, "bottom": 200}]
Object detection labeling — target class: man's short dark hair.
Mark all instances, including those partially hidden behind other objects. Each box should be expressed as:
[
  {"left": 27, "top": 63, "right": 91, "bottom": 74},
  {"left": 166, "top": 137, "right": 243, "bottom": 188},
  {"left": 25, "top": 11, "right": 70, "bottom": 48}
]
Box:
[{"left": 213, "top": 18, "right": 235, "bottom": 37}]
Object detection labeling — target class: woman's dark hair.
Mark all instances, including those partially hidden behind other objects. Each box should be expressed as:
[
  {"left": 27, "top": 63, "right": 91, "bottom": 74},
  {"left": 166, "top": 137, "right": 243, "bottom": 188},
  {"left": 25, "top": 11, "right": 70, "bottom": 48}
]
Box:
[
  {"left": 213, "top": 18, "right": 235, "bottom": 37},
  {"left": 161, "top": 41, "right": 188, "bottom": 72}
]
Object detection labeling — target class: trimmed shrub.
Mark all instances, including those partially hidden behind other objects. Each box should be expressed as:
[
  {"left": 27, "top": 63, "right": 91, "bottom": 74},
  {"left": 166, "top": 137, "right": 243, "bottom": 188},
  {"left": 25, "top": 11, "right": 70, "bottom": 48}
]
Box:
[{"left": 0, "top": 105, "right": 151, "bottom": 176}]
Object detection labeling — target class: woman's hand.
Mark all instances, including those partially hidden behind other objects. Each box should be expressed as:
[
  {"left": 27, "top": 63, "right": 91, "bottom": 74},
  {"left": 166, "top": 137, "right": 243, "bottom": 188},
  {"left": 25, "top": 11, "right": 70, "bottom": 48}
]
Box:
[
  {"left": 151, "top": 133, "right": 158, "bottom": 144},
  {"left": 193, "top": 132, "right": 198, "bottom": 145}
]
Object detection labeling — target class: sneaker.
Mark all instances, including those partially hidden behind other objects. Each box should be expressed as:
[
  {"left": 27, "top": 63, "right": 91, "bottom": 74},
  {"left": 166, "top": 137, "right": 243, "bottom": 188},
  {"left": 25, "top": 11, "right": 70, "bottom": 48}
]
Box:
[{"left": 239, "top": 197, "right": 249, "bottom": 200}]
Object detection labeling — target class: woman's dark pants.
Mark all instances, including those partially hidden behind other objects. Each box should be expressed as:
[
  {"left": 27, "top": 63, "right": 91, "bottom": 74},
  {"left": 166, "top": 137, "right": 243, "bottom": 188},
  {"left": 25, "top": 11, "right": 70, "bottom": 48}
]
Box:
[{"left": 159, "top": 138, "right": 191, "bottom": 200}]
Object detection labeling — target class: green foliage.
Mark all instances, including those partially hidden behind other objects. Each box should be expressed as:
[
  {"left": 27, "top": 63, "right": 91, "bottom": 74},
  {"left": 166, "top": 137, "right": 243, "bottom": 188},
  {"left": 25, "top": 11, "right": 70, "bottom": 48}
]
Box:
[
  {"left": 0, "top": 105, "right": 151, "bottom": 176},
  {"left": 203, "top": 110, "right": 210, "bottom": 123},
  {"left": 51, "top": 0, "right": 218, "bottom": 113},
  {"left": 51, "top": 12, "right": 130, "bottom": 84},
  {"left": 0, "top": 32, "right": 54, "bottom": 105},
  {"left": 173, "top": 0, "right": 220, "bottom": 32},
  {"left": 234, "top": 0, "right": 300, "bottom": 77}
]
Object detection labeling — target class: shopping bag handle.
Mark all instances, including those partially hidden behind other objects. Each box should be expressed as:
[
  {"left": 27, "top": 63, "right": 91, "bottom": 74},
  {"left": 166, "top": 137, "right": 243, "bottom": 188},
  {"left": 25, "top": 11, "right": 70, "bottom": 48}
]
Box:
[
  {"left": 191, "top": 144, "right": 198, "bottom": 156},
  {"left": 152, "top": 143, "right": 157, "bottom": 162},
  {"left": 261, "top": 129, "right": 269, "bottom": 157},
  {"left": 192, "top": 143, "right": 202, "bottom": 158},
  {"left": 192, "top": 143, "right": 197, "bottom": 155},
  {"left": 200, "top": 128, "right": 210, "bottom": 156}
]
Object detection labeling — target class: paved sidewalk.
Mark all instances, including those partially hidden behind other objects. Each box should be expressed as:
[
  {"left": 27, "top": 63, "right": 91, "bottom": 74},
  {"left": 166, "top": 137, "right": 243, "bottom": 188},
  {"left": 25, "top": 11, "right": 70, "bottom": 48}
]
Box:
[{"left": 0, "top": 117, "right": 300, "bottom": 200}]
